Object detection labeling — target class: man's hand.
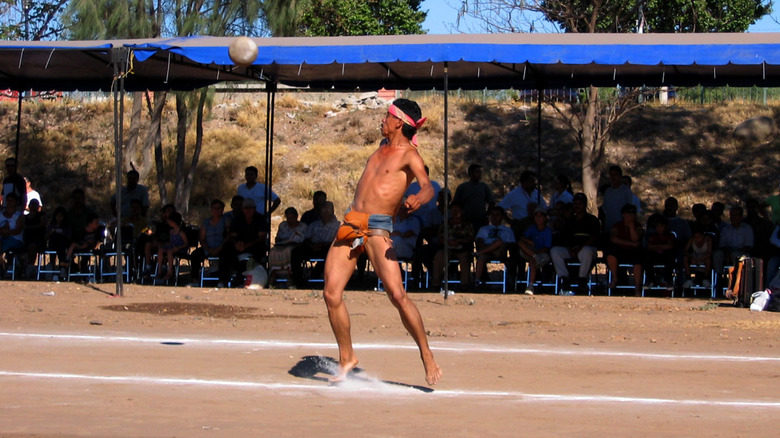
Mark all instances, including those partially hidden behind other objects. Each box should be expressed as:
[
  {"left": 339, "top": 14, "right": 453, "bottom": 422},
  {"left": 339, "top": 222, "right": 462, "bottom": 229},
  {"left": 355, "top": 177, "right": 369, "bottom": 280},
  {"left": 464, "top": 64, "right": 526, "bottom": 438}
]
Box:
[{"left": 404, "top": 194, "right": 422, "bottom": 213}]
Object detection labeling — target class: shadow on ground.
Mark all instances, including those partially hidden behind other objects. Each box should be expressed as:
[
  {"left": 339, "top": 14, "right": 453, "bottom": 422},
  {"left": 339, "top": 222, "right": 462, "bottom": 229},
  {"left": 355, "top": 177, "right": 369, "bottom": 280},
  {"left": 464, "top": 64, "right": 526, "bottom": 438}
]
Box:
[{"left": 288, "top": 355, "right": 433, "bottom": 393}]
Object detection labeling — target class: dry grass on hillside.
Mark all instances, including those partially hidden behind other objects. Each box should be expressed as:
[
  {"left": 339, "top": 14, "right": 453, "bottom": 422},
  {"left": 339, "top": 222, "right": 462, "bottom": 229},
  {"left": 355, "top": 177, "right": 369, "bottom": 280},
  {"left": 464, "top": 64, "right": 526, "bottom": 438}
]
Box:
[{"left": 1, "top": 94, "right": 778, "bottom": 230}]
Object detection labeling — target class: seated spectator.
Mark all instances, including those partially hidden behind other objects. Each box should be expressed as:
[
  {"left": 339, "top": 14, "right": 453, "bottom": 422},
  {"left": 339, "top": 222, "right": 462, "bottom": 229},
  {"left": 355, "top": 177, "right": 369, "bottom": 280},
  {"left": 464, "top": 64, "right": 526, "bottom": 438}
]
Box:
[
  {"left": 713, "top": 205, "right": 754, "bottom": 283},
  {"left": 662, "top": 196, "right": 691, "bottom": 258},
  {"left": 601, "top": 165, "right": 634, "bottom": 235},
  {"left": 644, "top": 213, "right": 677, "bottom": 292},
  {"left": 474, "top": 207, "right": 515, "bottom": 288},
  {"left": 550, "top": 193, "right": 600, "bottom": 295},
  {"left": 606, "top": 203, "right": 644, "bottom": 296},
  {"left": 682, "top": 226, "right": 714, "bottom": 289},
  {"left": 300, "top": 191, "right": 327, "bottom": 225},
  {"left": 24, "top": 199, "right": 47, "bottom": 277},
  {"left": 518, "top": 206, "right": 552, "bottom": 295},
  {"left": 190, "top": 200, "right": 228, "bottom": 285},
  {"left": 141, "top": 204, "right": 176, "bottom": 276},
  {"left": 391, "top": 209, "right": 421, "bottom": 261},
  {"left": 46, "top": 207, "right": 72, "bottom": 274},
  {"left": 219, "top": 198, "right": 269, "bottom": 287},
  {"left": 291, "top": 201, "right": 339, "bottom": 288},
  {"left": 0, "top": 192, "right": 25, "bottom": 273},
  {"left": 499, "top": 170, "right": 546, "bottom": 226},
  {"left": 67, "top": 188, "right": 97, "bottom": 240},
  {"left": 63, "top": 212, "right": 102, "bottom": 277},
  {"left": 223, "top": 195, "right": 244, "bottom": 227},
  {"left": 268, "top": 207, "right": 307, "bottom": 286},
  {"left": 155, "top": 212, "right": 189, "bottom": 283},
  {"left": 430, "top": 202, "right": 474, "bottom": 291},
  {"left": 548, "top": 174, "right": 573, "bottom": 208}
]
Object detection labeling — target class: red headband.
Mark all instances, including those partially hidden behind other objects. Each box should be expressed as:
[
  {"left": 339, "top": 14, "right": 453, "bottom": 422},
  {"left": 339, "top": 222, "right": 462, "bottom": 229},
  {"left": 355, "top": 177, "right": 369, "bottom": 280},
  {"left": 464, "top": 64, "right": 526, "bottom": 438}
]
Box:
[{"left": 388, "top": 104, "right": 426, "bottom": 146}]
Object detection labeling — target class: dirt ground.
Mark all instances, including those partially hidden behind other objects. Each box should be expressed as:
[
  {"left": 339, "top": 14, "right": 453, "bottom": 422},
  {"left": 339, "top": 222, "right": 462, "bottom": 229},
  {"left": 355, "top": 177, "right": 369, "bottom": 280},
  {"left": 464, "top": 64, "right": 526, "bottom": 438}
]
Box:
[{"left": 2, "top": 280, "right": 780, "bottom": 437}]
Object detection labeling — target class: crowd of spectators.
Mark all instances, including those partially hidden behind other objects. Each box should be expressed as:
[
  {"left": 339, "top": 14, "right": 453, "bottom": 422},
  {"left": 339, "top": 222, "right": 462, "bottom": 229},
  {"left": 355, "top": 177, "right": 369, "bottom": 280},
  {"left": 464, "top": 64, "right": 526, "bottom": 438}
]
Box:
[{"left": 3, "top": 158, "right": 779, "bottom": 297}]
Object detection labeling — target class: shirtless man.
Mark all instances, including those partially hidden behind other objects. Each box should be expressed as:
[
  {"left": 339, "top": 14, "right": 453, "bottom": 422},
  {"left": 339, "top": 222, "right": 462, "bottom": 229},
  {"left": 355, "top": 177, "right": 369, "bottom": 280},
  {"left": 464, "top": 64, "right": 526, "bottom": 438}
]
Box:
[{"left": 323, "top": 98, "right": 442, "bottom": 386}]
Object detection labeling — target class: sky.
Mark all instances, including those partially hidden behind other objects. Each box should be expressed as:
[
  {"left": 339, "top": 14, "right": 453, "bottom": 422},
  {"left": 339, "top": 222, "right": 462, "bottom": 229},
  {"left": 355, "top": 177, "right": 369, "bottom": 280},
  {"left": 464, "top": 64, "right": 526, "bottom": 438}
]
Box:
[{"left": 421, "top": 0, "right": 780, "bottom": 34}]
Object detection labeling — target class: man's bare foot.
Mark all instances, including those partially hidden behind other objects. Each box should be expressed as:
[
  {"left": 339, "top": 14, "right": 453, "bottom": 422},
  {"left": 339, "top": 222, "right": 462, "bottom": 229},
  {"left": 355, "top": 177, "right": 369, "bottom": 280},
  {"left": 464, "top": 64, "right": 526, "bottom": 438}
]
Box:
[
  {"left": 329, "top": 357, "right": 359, "bottom": 384},
  {"left": 424, "top": 360, "right": 442, "bottom": 386}
]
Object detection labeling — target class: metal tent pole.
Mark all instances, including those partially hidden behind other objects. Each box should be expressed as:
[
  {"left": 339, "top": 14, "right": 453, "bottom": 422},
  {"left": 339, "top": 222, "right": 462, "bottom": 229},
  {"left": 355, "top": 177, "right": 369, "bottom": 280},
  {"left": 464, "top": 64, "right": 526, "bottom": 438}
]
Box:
[
  {"left": 111, "top": 47, "right": 127, "bottom": 297},
  {"left": 443, "top": 62, "right": 450, "bottom": 299},
  {"left": 264, "top": 83, "right": 277, "bottom": 258}
]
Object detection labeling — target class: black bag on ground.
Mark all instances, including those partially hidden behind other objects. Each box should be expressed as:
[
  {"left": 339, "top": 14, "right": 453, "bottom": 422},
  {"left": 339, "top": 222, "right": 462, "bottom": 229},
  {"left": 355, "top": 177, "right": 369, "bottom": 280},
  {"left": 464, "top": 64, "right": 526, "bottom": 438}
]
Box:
[{"left": 729, "top": 257, "right": 764, "bottom": 308}]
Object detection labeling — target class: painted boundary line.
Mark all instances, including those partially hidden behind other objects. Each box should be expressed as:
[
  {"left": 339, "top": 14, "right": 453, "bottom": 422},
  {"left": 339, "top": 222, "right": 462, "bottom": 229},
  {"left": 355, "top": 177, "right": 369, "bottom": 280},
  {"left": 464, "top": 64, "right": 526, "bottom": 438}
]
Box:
[
  {"left": 2, "top": 331, "right": 780, "bottom": 363},
  {"left": 1, "top": 370, "right": 779, "bottom": 408}
]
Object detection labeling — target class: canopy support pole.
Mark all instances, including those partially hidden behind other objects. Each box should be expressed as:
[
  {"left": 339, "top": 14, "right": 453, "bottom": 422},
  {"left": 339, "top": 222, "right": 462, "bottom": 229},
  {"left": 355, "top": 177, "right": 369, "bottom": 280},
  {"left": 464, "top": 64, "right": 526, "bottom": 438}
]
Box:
[
  {"left": 14, "top": 91, "right": 22, "bottom": 160},
  {"left": 111, "top": 47, "right": 128, "bottom": 297},
  {"left": 442, "top": 62, "right": 450, "bottom": 299},
  {"left": 536, "top": 88, "right": 542, "bottom": 206},
  {"left": 264, "top": 83, "right": 277, "bottom": 255}
]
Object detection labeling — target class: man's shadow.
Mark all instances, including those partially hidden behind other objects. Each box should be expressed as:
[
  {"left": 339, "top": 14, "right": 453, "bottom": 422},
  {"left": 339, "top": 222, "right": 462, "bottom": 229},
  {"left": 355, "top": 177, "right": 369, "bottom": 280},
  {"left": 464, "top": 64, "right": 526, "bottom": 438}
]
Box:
[{"left": 288, "top": 355, "right": 433, "bottom": 393}]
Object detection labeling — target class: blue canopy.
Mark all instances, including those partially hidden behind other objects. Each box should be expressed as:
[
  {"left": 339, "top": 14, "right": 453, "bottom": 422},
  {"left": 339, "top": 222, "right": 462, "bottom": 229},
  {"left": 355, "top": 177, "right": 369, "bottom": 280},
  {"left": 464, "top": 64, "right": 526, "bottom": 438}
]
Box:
[{"left": 1, "top": 33, "right": 780, "bottom": 91}]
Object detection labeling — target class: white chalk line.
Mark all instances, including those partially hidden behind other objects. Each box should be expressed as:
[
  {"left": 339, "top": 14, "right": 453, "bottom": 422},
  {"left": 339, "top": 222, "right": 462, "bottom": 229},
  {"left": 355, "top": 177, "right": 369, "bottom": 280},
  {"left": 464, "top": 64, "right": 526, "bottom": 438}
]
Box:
[
  {"left": 1, "top": 331, "right": 779, "bottom": 363},
  {"left": 1, "top": 370, "right": 778, "bottom": 408}
]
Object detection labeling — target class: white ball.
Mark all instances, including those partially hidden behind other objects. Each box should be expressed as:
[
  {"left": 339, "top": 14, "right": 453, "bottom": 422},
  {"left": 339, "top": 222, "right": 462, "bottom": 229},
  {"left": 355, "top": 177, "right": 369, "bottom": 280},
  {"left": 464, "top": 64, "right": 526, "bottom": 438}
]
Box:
[{"left": 228, "top": 36, "right": 258, "bottom": 67}]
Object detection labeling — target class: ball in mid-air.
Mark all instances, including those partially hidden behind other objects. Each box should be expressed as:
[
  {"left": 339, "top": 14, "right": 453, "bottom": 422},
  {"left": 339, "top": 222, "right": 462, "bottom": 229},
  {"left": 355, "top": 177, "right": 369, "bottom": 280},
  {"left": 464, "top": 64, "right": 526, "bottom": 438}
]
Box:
[{"left": 228, "top": 36, "right": 258, "bottom": 68}]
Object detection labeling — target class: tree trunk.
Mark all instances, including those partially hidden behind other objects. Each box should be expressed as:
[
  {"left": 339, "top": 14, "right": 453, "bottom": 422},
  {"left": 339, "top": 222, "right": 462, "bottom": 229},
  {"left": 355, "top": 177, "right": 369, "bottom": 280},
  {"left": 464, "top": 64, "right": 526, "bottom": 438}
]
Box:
[
  {"left": 154, "top": 92, "right": 169, "bottom": 205},
  {"left": 580, "top": 86, "right": 600, "bottom": 215},
  {"left": 173, "top": 93, "right": 189, "bottom": 213},
  {"left": 124, "top": 92, "right": 143, "bottom": 173},
  {"left": 177, "top": 89, "right": 208, "bottom": 217}
]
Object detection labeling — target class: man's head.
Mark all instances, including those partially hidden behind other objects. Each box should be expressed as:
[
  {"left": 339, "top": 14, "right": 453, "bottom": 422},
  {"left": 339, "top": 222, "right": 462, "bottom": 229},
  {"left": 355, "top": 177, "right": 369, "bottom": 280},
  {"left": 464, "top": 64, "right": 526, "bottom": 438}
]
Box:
[
  {"left": 28, "top": 198, "right": 40, "bottom": 213},
  {"left": 488, "top": 206, "right": 506, "bottom": 225},
  {"left": 4, "top": 192, "right": 19, "bottom": 209},
  {"left": 231, "top": 195, "right": 244, "bottom": 211},
  {"left": 663, "top": 196, "right": 679, "bottom": 216},
  {"left": 387, "top": 98, "right": 423, "bottom": 142},
  {"left": 520, "top": 170, "right": 537, "bottom": 193},
  {"left": 242, "top": 197, "right": 257, "bottom": 214},
  {"left": 608, "top": 165, "right": 623, "bottom": 186},
  {"left": 320, "top": 201, "right": 335, "bottom": 222},
  {"left": 126, "top": 170, "right": 139, "bottom": 189},
  {"left": 244, "top": 166, "right": 258, "bottom": 184},
  {"left": 284, "top": 207, "right": 299, "bottom": 222},
  {"left": 210, "top": 199, "right": 225, "bottom": 216},
  {"left": 533, "top": 206, "right": 548, "bottom": 227},
  {"left": 729, "top": 205, "right": 744, "bottom": 226},
  {"left": 312, "top": 190, "right": 327, "bottom": 208},
  {"left": 467, "top": 164, "right": 483, "bottom": 182},
  {"left": 5, "top": 157, "right": 17, "bottom": 176}
]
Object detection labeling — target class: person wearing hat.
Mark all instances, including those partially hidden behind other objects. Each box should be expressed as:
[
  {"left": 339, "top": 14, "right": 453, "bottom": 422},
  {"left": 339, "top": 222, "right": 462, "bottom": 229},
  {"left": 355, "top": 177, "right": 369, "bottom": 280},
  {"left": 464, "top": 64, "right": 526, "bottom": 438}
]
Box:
[
  {"left": 549, "top": 193, "right": 601, "bottom": 295},
  {"left": 518, "top": 206, "right": 553, "bottom": 295}
]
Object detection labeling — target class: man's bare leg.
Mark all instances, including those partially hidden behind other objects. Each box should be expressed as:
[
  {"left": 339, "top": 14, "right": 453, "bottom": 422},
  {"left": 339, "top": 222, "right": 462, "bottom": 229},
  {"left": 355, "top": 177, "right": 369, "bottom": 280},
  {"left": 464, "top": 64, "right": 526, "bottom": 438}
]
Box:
[
  {"left": 323, "top": 243, "right": 360, "bottom": 382},
  {"left": 367, "top": 237, "right": 442, "bottom": 385}
]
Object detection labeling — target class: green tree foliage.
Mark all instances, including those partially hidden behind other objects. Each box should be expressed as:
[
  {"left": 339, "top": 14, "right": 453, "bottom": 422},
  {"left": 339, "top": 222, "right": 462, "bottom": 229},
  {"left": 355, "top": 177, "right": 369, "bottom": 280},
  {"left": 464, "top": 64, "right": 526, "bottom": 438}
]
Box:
[
  {"left": 262, "top": 0, "right": 308, "bottom": 36},
  {"left": 643, "top": 0, "right": 771, "bottom": 32},
  {"left": 300, "top": 0, "right": 426, "bottom": 36},
  {"left": 0, "top": 0, "right": 69, "bottom": 40}
]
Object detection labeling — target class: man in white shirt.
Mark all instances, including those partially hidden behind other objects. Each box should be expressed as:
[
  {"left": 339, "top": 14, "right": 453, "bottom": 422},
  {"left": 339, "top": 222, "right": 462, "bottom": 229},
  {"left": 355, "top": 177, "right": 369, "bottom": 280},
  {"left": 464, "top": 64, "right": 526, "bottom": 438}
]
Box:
[
  {"left": 499, "top": 170, "right": 547, "bottom": 222},
  {"left": 237, "top": 166, "right": 281, "bottom": 215}
]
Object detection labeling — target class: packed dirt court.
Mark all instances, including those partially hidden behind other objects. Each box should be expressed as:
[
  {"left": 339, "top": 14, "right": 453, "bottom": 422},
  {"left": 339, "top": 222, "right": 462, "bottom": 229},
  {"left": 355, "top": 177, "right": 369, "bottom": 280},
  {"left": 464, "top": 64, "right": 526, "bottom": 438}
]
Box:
[{"left": 2, "top": 280, "right": 780, "bottom": 437}]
